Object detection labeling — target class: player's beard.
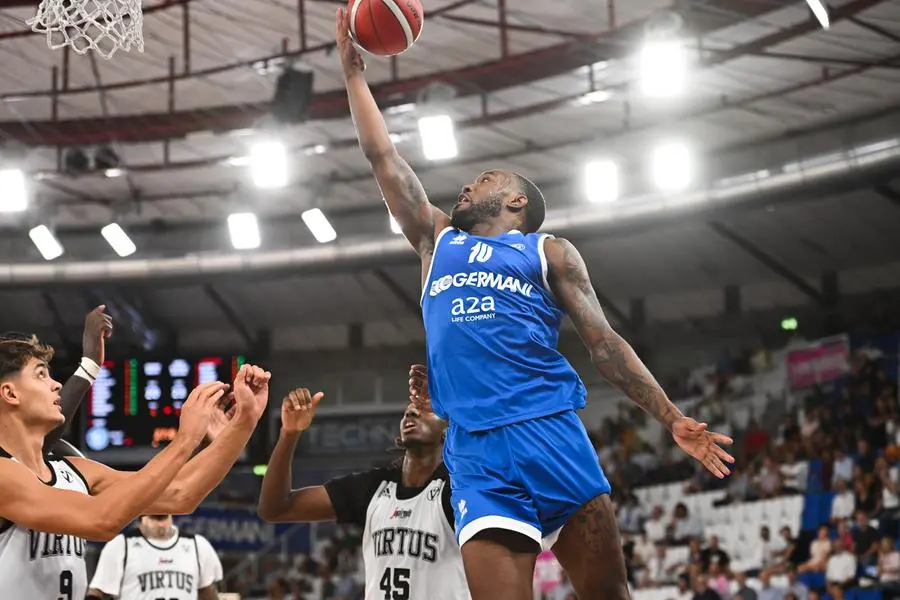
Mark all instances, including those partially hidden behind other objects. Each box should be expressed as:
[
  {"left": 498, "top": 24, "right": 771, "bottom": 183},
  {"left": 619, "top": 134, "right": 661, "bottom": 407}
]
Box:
[{"left": 450, "top": 192, "right": 504, "bottom": 232}]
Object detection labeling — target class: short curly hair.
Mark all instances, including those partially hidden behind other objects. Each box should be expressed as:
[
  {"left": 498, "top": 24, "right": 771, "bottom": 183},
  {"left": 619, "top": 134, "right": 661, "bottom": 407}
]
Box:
[{"left": 0, "top": 333, "right": 54, "bottom": 382}]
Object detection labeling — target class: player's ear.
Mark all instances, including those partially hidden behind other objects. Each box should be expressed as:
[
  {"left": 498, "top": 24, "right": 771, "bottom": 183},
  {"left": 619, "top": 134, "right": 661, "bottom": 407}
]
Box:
[
  {"left": 0, "top": 380, "right": 20, "bottom": 407},
  {"left": 506, "top": 192, "right": 527, "bottom": 211}
]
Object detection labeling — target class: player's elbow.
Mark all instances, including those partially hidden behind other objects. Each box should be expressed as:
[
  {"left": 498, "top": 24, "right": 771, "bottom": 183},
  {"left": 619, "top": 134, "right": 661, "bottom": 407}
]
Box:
[{"left": 257, "top": 501, "right": 286, "bottom": 523}]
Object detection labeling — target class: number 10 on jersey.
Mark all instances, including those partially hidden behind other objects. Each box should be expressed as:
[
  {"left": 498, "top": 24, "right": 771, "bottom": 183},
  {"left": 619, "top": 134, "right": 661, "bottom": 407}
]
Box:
[{"left": 380, "top": 567, "right": 410, "bottom": 600}]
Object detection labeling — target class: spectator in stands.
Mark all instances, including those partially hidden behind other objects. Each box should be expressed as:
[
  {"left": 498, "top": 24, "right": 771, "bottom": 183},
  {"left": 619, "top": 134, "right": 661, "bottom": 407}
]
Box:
[
  {"left": 780, "top": 451, "right": 808, "bottom": 494},
  {"left": 645, "top": 506, "right": 668, "bottom": 543},
  {"left": 801, "top": 408, "right": 820, "bottom": 439},
  {"left": 834, "top": 449, "right": 855, "bottom": 488},
  {"left": 854, "top": 474, "right": 880, "bottom": 517},
  {"left": 785, "top": 566, "right": 810, "bottom": 600},
  {"left": 835, "top": 520, "right": 854, "bottom": 551},
  {"left": 715, "top": 466, "right": 754, "bottom": 506},
  {"left": 733, "top": 572, "right": 758, "bottom": 600},
  {"left": 877, "top": 457, "right": 900, "bottom": 536},
  {"left": 825, "top": 538, "right": 857, "bottom": 600},
  {"left": 757, "top": 571, "right": 783, "bottom": 600},
  {"left": 757, "top": 525, "right": 787, "bottom": 572},
  {"left": 852, "top": 509, "right": 880, "bottom": 567},
  {"left": 701, "top": 535, "right": 730, "bottom": 573},
  {"left": 707, "top": 563, "right": 729, "bottom": 598},
  {"left": 645, "top": 543, "right": 677, "bottom": 587},
  {"left": 744, "top": 419, "right": 771, "bottom": 457},
  {"left": 674, "top": 573, "right": 693, "bottom": 600},
  {"left": 831, "top": 479, "right": 856, "bottom": 522},
  {"left": 857, "top": 439, "right": 877, "bottom": 473},
  {"left": 266, "top": 577, "right": 289, "bottom": 600},
  {"left": 798, "top": 526, "right": 832, "bottom": 574},
  {"left": 877, "top": 537, "right": 900, "bottom": 600},
  {"left": 670, "top": 503, "right": 703, "bottom": 545},
  {"left": 693, "top": 575, "right": 721, "bottom": 600},
  {"left": 758, "top": 456, "right": 784, "bottom": 498},
  {"left": 618, "top": 490, "right": 644, "bottom": 534}
]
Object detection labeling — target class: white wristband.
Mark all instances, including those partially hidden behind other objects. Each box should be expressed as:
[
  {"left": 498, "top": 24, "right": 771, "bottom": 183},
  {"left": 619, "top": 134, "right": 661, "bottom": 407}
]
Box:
[{"left": 74, "top": 357, "right": 101, "bottom": 383}]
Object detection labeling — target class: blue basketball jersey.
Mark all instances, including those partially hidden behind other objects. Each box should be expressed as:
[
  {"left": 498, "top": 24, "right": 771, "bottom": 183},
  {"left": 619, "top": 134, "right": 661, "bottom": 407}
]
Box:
[{"left": 421, "top": 227, "right": 586, "bottom": 432}]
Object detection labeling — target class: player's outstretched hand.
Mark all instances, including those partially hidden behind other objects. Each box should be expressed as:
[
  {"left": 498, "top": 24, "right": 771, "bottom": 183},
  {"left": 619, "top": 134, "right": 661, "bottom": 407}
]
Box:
[
  {"left": 82, "top": 305, "right": 113, "bottom": 365},
  {"left": 233, "top": 364, "right": 272, "bottom": 422},
  {"left": 282, "top": 388, "right": 324, "bottom": 433},
  {"left": 179, "top": 382, "right": 229, "bottom": 446},
  {"left": 672, "top": 417, "right": 735, "bottom": 479},
  {"left": 335, "top": 7, "right": 365, "bottom": 77},
  {"left": 408, "top": 364, "right": 431, "bottom": 412}
]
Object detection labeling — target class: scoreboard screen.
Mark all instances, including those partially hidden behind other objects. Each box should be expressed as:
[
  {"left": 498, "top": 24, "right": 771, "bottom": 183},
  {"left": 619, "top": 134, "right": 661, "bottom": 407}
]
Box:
[{"left": 83, "top": 355, "right": 246, "bottom": 454}]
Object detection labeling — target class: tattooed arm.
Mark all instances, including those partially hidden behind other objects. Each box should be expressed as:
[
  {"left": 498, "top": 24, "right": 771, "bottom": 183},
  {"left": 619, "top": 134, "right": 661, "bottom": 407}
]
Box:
[
  {"left": 336, "top": 9, "right": 449, "bottom": 257},
  {"left": 545, "top": 237, "right": 683, "bottom": 429},
  {"left": 545, "top": 237, "right": 735, "bottom": 477}
]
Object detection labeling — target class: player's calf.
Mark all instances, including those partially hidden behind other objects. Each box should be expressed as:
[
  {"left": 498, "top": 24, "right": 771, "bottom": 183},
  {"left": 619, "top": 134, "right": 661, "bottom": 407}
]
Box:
[{"left": 551, "top": 494, "right": 631, "bottom": 600}]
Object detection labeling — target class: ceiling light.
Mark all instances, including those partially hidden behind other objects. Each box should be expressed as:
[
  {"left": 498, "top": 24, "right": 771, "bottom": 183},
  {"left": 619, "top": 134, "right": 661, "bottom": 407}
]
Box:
[
  {"left": 94, "top": 146, "right": 120, "bottom": 171},
  {"left": 650, "top": 141, "right": 693, "bottom": 192},
  {"left": 249, "top": 140, "right": 288, "bottom": 189},
  {"left": 418, "top": 115, "right": 458, "bottom": 161},
  {"left": 104, "top": 168, "right": 124, "bottom": 178},
  {"left": 805, "top": 0, "right": 830, "bottom": 29},
  {"left": 29, "top": 225, "right": 64, "bottom": 260},
  {"left": 227, "top": 213, "right": 261, "bottom": 250},
  {"left": 301, "top": 208, "right": 337, "bottom": 244},
  {"left": 583, "top": 160, "right": 619, "bottom": 203},
  {"left": 639, "top": 39, "right": 686, "bottom": 98},
  {"left": 101, "top": 223, "right": 136, "bottom": 257},
  {"left": 576, "top": 90, "right": 613, "bottom": 106},
  {"left": 0, "top": 168, "right": 28, "bottom": 212}
]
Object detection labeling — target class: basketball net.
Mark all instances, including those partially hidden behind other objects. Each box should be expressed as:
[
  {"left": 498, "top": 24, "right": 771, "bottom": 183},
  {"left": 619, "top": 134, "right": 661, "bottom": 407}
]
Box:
[{"left": 28, "top": 0, "right": 144, "bottom": 60}]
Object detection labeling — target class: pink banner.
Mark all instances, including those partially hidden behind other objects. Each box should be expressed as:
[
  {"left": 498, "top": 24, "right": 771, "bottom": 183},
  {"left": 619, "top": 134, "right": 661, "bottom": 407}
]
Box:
[{"left": 786, "top": 336, "right": 850, "bottom": 389}]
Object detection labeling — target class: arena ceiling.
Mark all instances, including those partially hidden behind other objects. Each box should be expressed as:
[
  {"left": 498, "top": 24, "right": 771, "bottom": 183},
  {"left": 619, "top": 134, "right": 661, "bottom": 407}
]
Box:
[{"left": 0, "top": 0, "right": 899, "bottom": 351}]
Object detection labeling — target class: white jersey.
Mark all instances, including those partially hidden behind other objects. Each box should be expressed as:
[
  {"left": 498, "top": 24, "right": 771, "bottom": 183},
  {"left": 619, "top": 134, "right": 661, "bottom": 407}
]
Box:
[
  {"left": 89, "top": 528, "right": 222, "bottom": 600},
  {"left": 325, "top": 464, "right": 469, "bottom": 600},
  {"left": 0, "top": 453, "right": 90, "bottom": 600}
]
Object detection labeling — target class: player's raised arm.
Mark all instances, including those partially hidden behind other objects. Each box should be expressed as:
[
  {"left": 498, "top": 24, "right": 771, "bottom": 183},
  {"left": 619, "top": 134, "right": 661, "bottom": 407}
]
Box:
[
  {"left": 0, "top": 383, "right": 223, "bottom": 541},
  {"left": 257, "top": 388, "right": 335, "bottom": 522},
  {"left": 544, "top": 237, "right": 735, "bottom": 478},
  {"left": 336, "top": 8, "right": 450, "bottom": 256},
  {"left": 44, "top": 305, "right": 113, "bottom": 452},
  {"left": 70, "top": 365, "right": 271, "bottom": 515}
]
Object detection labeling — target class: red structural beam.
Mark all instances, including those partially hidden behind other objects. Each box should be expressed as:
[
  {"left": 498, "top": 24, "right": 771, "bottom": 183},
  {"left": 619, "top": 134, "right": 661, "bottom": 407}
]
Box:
[{"left": 0, "top": 0, "right": 782, "bottom": 145}]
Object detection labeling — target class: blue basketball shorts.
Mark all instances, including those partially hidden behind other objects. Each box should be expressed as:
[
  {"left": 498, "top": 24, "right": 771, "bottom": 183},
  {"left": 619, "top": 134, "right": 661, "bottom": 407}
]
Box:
[{"left": 444, "top": 409, "right": 612, "bottom": 549}]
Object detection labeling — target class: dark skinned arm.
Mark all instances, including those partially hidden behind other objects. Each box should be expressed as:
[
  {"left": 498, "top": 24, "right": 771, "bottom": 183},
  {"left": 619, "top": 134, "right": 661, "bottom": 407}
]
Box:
[
  {"left": 545, "top": 237, "right": 683, "bottom": 429},
  {"left": 198, "top": 585, "right": 218, "bottom": 600},
  {"left": 258, "top": 389, "right": 335, "bottom": 523},
  {"left": 44, "top": 306, "right": 113, "bottom": 452},
  {"left": 335, "top": 8, "right": 449, "bottom": 256},
  {"left": 257, "top": 429, "right": 336, "bottom": 523}
]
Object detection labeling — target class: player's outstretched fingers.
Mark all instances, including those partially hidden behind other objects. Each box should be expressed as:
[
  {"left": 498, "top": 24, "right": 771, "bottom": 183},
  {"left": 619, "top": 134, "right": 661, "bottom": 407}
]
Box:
[
  {"left": 286, "top": 389, "right": 302, "bottom": 411},
  {"left": 713, "top": 444, "right": 736, "bottom": 464}
]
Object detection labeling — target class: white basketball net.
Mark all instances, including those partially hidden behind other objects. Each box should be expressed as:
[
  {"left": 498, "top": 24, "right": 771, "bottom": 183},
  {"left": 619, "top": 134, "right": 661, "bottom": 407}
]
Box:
[{"left": 28, "top": 0, "right": 144, "bottom": 60}]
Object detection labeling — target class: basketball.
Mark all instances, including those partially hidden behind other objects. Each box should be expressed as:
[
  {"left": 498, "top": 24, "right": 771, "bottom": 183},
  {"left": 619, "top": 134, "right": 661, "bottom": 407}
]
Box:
[{"left": 348, "top": 0, "right": 424, "bottom": 57}]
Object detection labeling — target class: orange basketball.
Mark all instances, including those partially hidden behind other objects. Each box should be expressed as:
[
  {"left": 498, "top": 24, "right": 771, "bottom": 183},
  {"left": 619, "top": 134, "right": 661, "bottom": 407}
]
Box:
[{"left": 348, "top": 0, "right": 424, "bottom": 57}]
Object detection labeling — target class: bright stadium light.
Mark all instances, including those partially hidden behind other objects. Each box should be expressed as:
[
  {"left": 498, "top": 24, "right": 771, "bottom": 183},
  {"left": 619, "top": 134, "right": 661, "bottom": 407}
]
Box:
[
  {"left": 805, "top": 0, "right": 830, "bottom": 29},
  {"left": 0, "top": 168, "right": 28, "bottom": 213},
  {"left": 389, "top": 214, "right": 403, "bottom": 234},
  {"left": 227, "top": 212, "right": 261, "bottom": 250},
  {"left": 29, "top": 225, "right": 64, "bottom": 260},
  {"left": 249, "top": 140, "right": 288, "bottom": 189},
  {"left": 583, "top": 159, "right": 619, "bottom": 203},
  {"left": 639, "top": 38, "right": 686, "bottom": 98},
  {"left": 418, "top": 114, "right": 458, "bottom": 161},
  {"left": 651, "top": 141, "right": 694, "bottom": 192},
  {"left": 101, "top": 222, "right": 137, "bottom": 257},
  {"left": 301, "top": 208, "right": 337, "bottom": 243}
]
